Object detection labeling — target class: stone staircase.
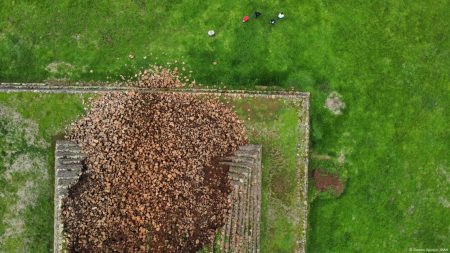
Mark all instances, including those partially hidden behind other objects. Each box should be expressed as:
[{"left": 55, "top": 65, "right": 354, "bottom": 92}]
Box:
[
  {"left": 215, "top": 144, "right": 262, "bottom": 253},
  {"left": 54, "top": 140, "right": 86, "bottom": 253}
]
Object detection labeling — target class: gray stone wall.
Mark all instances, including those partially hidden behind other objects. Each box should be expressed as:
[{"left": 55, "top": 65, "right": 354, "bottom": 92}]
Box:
[
  {"left": 54, "top": 140, "right": 85, "bottom": 253},
  {"left": 216, "top": 144, "right": 262, "bottom": 253}
]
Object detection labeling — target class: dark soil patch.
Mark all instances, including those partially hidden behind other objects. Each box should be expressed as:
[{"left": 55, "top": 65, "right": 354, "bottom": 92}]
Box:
[
  {"left": 313, "top": 169, "right": 344, "bottom": 197},
  {"left": 270, "top": 173, "right": 293, "bottom": 203}
]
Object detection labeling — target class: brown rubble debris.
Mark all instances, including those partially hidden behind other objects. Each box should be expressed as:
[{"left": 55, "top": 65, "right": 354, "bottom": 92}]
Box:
[{"left": 61, "top": 69, "right": 247, "bottom": 252}]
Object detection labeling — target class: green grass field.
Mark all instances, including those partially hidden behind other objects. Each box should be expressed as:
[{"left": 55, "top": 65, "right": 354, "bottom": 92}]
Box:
[{"left": 1, "top": 1, "right": 449, "bottom": 252}]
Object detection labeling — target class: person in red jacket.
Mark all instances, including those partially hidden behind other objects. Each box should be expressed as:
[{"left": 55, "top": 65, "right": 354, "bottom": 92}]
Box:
[{"left": 242, "top": 15, "right": 249, "bottom": 22}]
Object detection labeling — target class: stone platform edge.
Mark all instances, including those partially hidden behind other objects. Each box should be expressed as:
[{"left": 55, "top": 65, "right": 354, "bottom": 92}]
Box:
[
  {"left": 0, "top": 82, "right": 309, "bottom": 99},
  {"left": 54, "top": 140, "right": 86, "bottom": 253},
  {"left": 13, "top": 83, "right": 310, "bottom": 253}
]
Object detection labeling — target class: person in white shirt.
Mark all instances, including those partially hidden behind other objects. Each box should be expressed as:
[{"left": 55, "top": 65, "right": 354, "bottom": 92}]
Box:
[{"left": 278, "top": 12, "right": 285, "bottom": 19}]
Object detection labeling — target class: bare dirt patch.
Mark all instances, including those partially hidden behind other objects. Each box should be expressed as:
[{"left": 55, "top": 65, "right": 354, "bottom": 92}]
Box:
[
  {"left": 324, "top": 91, "right": 345, "bottom": 115},
  {"left": 45, "top": 61, "right": 75, "bottom": 74},
  {"left": 313, "top": 169, "right": 345, "bottom": 197},
  {"left": 0, "top": 105, "right": 46, "bottom": 151}
]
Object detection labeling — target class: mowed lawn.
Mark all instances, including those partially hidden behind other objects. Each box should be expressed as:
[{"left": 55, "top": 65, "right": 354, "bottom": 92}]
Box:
[{"left": 1, "top": 1, "right": 449, "bottom": 253}]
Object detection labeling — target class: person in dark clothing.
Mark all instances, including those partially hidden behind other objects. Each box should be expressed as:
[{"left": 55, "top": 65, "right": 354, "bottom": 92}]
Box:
[{"left": 254, "top": 11, "right": 261, "bottom": 18}]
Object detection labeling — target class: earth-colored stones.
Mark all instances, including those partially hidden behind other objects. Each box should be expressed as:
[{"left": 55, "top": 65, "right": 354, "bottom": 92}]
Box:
[{"left": 60, "top": 89, "right": 247, "bottom": 252}]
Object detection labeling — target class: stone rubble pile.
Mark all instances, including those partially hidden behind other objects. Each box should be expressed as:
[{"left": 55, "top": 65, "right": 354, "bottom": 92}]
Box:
[{"left": 61, "top": 69, "right": 247, "bottom": 252}]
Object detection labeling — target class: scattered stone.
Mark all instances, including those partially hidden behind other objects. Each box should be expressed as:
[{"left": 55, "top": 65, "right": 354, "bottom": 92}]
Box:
[
  {"left": 337, "top": 151, "right": 345, "bottom": 164},
  {"left": 324, "top": 91, "right": 345, "bottom": 115},
  {"left": 136, "top": 67, "right": 184, "bottom": 88},
  {"left": 72, "top": 34, "right": 81, "bottom": 41},
  {"left": 45, "top": 62, "right": 75, "bottom": 74}
]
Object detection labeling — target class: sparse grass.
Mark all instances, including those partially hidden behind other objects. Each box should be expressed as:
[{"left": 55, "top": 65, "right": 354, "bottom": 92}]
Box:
[
  {"left": 1, "top": 1, "right": 449, "bottom": 252},
  {"left": 230, "top": 97, "right": 300, "bottom": 253},
  {"left": 0, "top": 93, "right": 89, "bottom": 141},
  {"left": 0, "top": 93, "right": 88, "bottom": 252}
]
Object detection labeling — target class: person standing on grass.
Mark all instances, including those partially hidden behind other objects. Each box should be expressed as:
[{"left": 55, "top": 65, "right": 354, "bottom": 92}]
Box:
[
  {"left": 278, "top": 12, "right": 285, "bottom": 19},
  {"left": 243, "top": 15, "right": 249, "bottom": 22},
  {"left": 254, "top": 11, "right": 261, "bottom": 18}
]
